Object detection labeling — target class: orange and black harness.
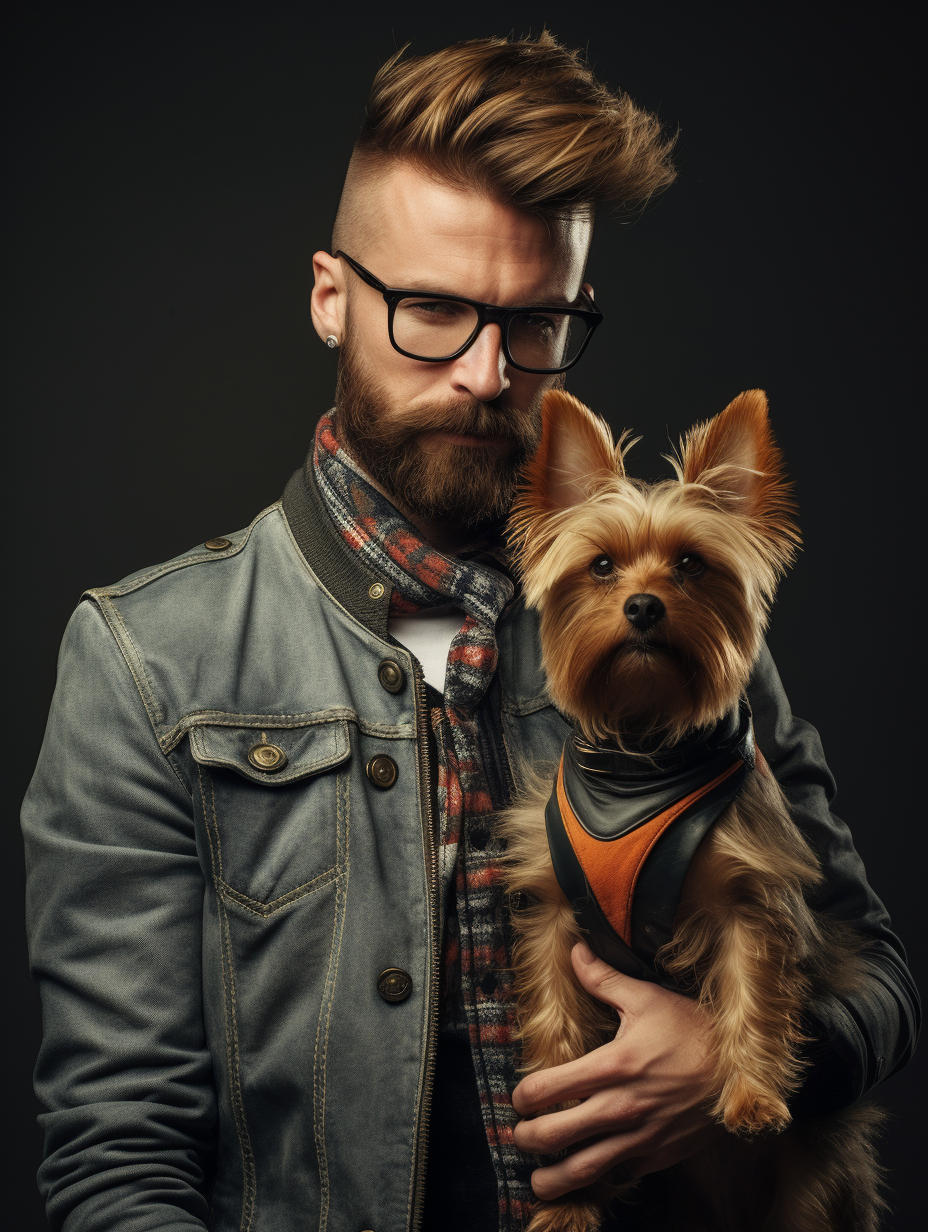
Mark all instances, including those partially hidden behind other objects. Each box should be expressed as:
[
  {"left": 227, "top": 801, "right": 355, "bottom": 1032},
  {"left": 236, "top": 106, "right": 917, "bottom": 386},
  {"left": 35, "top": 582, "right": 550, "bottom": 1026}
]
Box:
[{"left": 545, "top": 703, "right": 756, "bottom": 989}]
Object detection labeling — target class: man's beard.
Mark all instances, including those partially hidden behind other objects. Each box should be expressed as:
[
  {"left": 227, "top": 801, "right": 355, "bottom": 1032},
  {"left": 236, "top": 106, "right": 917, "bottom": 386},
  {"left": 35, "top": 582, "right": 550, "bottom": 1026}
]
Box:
[{"left": 334, "top": 325, "right": 548, "bottom": 529}]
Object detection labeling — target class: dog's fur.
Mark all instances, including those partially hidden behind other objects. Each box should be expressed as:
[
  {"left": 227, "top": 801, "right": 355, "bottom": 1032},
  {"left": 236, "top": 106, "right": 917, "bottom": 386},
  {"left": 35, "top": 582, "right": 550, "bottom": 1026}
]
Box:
[{"left": 499, "top": 389, "right": 884, "bottom": 1232}]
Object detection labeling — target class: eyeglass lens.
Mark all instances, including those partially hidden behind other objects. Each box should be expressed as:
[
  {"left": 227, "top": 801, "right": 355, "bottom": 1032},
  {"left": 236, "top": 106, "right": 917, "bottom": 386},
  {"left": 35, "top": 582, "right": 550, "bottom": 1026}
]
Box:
[{"left": 392, "top": 297, "right": 586, "bottom": 369}]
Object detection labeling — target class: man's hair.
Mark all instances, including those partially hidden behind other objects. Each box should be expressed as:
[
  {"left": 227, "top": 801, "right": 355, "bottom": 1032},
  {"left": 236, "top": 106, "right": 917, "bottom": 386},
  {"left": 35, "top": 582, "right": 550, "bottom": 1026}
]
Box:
[{"left": 333, "top": 31, "right": 676, "bottom": 247}]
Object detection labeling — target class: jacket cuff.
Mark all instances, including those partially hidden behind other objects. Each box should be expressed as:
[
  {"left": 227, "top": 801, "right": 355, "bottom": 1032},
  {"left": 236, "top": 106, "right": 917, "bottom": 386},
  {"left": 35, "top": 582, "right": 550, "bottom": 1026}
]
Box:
[{"left": 790, "top": 951, "right": 916, "bottom": 1118}]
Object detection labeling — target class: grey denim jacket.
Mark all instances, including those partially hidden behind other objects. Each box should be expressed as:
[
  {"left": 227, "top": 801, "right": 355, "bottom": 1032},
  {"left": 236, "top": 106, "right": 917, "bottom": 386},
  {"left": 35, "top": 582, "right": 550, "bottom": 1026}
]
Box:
[{"left": 22, "top": 460, "right": 919, "bottom": 1232}]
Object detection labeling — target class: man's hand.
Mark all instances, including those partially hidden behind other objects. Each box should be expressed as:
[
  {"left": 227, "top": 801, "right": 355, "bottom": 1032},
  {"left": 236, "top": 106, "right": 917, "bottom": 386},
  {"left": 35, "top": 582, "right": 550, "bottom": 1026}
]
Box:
[{"left": 511, "top": 941, "right": 722, "bottom": 1199}]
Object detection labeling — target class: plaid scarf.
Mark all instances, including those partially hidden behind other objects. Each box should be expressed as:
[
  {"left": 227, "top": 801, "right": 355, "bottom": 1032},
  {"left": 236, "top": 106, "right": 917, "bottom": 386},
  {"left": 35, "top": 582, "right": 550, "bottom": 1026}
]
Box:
[{"left": 314, "top": 413, "right": 537, "bottom": 1227}]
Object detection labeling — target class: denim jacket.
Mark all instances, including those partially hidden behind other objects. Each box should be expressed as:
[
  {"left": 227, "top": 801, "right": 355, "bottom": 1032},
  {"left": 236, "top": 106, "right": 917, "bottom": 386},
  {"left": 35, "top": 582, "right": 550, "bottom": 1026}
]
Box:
[{"left": 22, "top": 459, "right": 919, "bottom": 1232}]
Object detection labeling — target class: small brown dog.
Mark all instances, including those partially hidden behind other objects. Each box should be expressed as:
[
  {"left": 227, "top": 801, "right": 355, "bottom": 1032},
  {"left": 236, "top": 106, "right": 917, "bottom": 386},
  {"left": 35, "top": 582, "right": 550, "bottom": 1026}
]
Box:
[{"left": 500, "top": 389, "right": 883, "bottom": 1232}]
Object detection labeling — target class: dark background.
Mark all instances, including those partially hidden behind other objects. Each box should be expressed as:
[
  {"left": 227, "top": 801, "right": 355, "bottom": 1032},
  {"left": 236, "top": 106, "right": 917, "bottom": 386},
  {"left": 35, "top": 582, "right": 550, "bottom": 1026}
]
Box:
[{"left": 4, "top": 3, "right": 922, "bottom": 1226}]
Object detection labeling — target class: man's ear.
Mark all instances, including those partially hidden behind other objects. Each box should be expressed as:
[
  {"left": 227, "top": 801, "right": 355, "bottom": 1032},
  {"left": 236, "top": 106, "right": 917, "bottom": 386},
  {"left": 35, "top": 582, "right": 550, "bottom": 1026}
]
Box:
[
  {"left": 310, "top": 251, "right": 347, "bottom": 344},
  {"left": 520, "top": 390, "right": 622, "bottom": 518}
]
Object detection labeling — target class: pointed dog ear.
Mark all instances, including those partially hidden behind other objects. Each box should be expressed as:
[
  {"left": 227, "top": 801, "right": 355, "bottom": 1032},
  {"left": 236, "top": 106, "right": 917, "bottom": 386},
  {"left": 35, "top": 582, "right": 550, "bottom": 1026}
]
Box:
[
  {"left": 510, "top": 391, "right": 629, "bottom": 597},
  {"left": 519, "top": 390, "right": 622, "bottom": 519},
  {"left": 681, "top": 390, "right": 779, "bottom": 511},
  {"left": 679, "top": 389, "right": 800, "bottom": 560}
]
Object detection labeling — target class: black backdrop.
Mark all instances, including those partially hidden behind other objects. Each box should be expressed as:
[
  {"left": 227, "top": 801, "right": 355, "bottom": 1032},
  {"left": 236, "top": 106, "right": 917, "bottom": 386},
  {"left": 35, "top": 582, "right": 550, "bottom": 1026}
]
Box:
[{"left": 4, "top": 4, "right": 922, "bottom": 1227}]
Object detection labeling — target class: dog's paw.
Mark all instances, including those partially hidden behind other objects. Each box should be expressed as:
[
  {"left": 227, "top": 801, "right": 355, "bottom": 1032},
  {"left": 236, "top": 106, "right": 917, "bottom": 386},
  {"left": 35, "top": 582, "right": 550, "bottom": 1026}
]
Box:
[{"left": 720, "top": 1081, "right": 792, "bottom": 1135}]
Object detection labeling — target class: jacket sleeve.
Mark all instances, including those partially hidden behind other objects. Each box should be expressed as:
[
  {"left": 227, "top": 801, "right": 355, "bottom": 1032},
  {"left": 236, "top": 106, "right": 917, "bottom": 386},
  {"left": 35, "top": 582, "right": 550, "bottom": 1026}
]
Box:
[
  {"left": 747, "top": 642, "right": 920, "bottom": 1116},
  {"left": 22, "top": 600, "right": 215, "bottom": 1230}
]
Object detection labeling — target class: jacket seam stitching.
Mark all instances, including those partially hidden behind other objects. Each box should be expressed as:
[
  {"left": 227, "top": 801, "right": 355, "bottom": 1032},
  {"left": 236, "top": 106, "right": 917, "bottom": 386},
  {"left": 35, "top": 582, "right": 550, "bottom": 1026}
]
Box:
[
  {"left": 219, "top": 900, "right": 257, "bottom": 1231},
  {"left": 192, "top": 723, "right": 350, "bottom": 783},
  {"left": 92, "top": 594, "right": 164, "bottom": 731},
  {"left": 197, "top": 761, "right": 224, "bottom": 882},
  {"left": 314, "top": 769, "right": 350, "bottom": 1232},
  {"left": 217, "top": 868, "right": 339, "bottom": 917},
  {"left": 200, "top": 760, "right": 255, "bottom": 1229},
  {"left": 163, "top": 711, "right": 411, "bottom": 752},
  {"left": 164, "top": 748, "right": 194, "bottom": 796},
  {"left": 501, "top": 694, "right": 554, "bottom": 716},
  {"left": 404, "top": 684, "right": 431, "bottom": 1229}
]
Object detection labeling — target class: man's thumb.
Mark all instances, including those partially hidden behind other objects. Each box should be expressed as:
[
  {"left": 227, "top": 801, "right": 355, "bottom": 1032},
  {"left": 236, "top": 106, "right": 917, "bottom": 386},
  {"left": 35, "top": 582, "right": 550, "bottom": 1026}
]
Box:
[{"left": 570, "top": 940, "right": 632, "bottom": 1009}]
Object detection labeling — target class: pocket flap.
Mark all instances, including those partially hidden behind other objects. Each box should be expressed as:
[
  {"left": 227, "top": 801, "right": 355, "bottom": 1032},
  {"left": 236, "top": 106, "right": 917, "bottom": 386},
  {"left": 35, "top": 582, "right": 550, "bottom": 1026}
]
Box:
[{"left": 188, "top": 719, "right": 350, "bottom": 784}]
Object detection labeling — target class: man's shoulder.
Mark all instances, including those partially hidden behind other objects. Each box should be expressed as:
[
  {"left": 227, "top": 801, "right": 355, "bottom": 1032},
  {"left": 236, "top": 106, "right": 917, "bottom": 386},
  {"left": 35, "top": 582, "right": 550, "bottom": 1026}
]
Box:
[
  {"left": 86, "top": 500, "right": 288, "bottom": 605},
  {"left": 70, "top": 500, "right": 372, "bottom": 744},
  {"left": 78, "top": 495, "right": 353, "bottom": 664}
]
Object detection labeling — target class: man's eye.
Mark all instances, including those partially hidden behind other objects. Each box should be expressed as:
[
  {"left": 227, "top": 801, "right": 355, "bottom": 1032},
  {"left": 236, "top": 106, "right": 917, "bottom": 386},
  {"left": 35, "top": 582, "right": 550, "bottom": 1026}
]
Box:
[
  {"left": 590, "top": 555, "right": 614, "bottom": 577},
  {"left": 400, "top": 299, "right": 466, "bottom": 322},
  {"left": 676, "top": 553, "right": 706, "bottom": 577},
  {"left": 513, "top": 312, "right": 556, "bottom": 335}
]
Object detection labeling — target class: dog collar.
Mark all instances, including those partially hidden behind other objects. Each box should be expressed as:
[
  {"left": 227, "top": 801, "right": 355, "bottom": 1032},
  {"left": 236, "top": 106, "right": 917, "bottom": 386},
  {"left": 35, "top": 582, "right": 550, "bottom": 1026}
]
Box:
[{"left": 544, "top": 702, "right": 755, "bottom": 988}]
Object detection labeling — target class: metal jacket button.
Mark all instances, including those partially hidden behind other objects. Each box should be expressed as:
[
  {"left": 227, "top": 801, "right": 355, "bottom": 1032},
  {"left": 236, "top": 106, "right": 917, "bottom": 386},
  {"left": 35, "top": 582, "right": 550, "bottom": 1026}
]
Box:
[
  {"left": 377, "top": 968, "right": 412, "bottom": 1003},
  {"left": 366, "top": 755, "right": 398, "bottom": 789},
  {"left": 368, "top": 582, "right": 385, "bottom": 599},
  {"left": 204, "top": 537, "right": 232, "bottom": 551},
  {"left": 377, "top": 659, "right": 405, "bottom": 694},
  {"left": 247, "top": 742, "right": 287, "bottom": 772}
]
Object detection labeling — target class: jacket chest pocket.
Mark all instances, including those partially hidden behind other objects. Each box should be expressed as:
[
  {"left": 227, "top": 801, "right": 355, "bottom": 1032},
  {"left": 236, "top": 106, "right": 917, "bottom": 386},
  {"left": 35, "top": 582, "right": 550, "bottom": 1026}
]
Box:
[{"left": 189, "top": 720, "right": 350, "bottom": 914}]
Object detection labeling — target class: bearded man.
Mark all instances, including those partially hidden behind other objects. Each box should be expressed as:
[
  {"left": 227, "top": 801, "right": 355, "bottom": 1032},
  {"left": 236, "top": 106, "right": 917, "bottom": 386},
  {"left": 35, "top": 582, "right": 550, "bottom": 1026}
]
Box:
[{"left": 22, "top": 33, "right": 918, "bottom": 1232}]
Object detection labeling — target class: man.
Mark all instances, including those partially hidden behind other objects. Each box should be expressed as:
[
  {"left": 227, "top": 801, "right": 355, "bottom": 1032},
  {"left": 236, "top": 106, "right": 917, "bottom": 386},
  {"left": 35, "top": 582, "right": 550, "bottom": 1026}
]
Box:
[{"left": 22, "top": 32, "right": 918, "bottom": 1232}]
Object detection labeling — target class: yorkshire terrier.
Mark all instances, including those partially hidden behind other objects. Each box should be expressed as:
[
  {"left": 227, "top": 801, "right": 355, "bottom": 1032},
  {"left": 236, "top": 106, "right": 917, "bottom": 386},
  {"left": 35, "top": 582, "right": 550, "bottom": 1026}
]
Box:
[{"left": 500, "top": 389, "right": 883, "bottom": 1232}]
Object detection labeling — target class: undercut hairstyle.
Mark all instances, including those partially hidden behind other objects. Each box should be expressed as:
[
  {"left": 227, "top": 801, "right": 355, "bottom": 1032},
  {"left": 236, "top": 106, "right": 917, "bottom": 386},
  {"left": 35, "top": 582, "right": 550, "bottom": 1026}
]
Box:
[{"left": 332, "top": 31, "right": 677, "bottom": 248}]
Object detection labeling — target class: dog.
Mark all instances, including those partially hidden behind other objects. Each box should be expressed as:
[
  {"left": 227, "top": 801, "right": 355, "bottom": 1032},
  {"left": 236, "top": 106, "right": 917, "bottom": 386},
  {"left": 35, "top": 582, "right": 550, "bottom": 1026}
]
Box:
[{"left": 499, "top": 388, "right": 883, "bottom": 1232}]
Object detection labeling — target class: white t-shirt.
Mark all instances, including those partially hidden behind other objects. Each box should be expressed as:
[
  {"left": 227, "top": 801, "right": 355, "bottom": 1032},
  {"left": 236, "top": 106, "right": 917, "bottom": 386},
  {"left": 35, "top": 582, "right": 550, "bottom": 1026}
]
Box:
[{"left": 388, "top": 605, "right": 465, "bottom": 693}]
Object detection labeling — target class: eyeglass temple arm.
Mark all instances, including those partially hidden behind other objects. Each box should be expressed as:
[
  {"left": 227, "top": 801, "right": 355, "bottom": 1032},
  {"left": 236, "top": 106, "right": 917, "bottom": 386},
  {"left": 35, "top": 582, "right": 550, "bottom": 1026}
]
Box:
[{"left": 333, "top": 250, "right": 389, "bottom": 295}]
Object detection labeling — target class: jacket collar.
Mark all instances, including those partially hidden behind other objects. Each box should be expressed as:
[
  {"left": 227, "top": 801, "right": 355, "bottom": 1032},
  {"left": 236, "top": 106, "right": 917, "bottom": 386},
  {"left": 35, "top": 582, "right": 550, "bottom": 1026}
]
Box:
[
  {"left": 280, "top": 439, "right": 554, "bottom": 717},
  {"left": 282, "top": 449, "right": 393, "bottom": 638}
]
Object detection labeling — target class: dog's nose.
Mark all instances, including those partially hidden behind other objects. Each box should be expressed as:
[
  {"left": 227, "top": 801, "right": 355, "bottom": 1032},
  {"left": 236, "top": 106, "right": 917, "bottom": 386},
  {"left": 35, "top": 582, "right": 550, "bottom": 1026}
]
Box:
[{"left": 624, "top": 593, "right": 666, "bottom": 631}]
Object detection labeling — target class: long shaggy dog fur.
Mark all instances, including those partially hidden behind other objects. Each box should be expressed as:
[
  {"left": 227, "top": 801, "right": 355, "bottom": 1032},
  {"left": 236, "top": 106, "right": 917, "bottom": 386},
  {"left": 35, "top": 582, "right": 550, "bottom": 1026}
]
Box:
[{"left": 499, "top": 389, "right": 885, "bottom": 1232}]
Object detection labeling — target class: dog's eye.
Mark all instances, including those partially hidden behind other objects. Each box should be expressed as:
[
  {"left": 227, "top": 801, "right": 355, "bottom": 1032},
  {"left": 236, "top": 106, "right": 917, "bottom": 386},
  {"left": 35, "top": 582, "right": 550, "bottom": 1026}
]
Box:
[
  {"left": 590, "top": 555, "right": 614, "bottom": 578},
  {"left": 677, "top": 553, "right": 706, "bottom": 577}
]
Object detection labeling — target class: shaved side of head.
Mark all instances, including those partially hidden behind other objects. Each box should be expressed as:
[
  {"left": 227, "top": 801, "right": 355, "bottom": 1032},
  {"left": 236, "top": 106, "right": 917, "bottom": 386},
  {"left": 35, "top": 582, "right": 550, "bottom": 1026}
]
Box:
[
  {"left": 330, "top": 32, "right": 676, "bottom": 257},
  {"left": 331, "top": 150, "right": 387, "bottom": 255}
]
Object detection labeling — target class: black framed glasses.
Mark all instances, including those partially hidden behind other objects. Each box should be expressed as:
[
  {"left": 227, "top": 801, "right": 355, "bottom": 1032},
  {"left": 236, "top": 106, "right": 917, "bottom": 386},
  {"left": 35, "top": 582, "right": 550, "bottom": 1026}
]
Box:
[{"left": 334, "top": 250, "right": 603, "bottom": 374}]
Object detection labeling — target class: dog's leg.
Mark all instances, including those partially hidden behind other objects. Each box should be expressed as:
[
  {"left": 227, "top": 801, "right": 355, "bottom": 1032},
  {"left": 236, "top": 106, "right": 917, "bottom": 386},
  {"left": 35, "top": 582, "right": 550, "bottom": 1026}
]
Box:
[
  {"left": 499, "top": 787, "right": 620, "bottom": 1232},
  {"left": 511, "top": 886, "right": 622, "bottom": 1232},
  {"left": 658, "top": 770, "right": 885, "bottom": 1230},
  {"left": 500, "top": 783, "right": 616, "bottom": 1073},
  {"left": 660, "top": 771, "right": 823, "bottom": 1135}
]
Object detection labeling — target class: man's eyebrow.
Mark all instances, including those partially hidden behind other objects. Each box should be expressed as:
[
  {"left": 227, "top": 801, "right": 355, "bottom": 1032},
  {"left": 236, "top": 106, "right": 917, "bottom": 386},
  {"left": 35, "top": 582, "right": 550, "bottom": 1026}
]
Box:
[{"left": 392, "top": 279, "right": 581, "bottom": 307}]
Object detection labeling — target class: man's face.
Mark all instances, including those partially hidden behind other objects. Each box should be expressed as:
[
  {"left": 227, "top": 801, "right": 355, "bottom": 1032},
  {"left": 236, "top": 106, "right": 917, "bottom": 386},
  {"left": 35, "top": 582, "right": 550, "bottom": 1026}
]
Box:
[{"left": 312, "top": 162, "right": 592, "bottom": 532}]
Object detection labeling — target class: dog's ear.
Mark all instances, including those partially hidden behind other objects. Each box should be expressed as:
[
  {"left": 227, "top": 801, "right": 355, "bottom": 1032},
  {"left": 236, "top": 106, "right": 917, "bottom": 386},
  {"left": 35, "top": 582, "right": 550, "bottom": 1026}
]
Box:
[
  {"left": 520, "top": 390, "right": 622, "bottom": 517},
  {"left": 679, "top": 389, "right": 800, "bottom": 560},
  {"left": 681, "top": 390, "right": 784, "bottom": 511}
]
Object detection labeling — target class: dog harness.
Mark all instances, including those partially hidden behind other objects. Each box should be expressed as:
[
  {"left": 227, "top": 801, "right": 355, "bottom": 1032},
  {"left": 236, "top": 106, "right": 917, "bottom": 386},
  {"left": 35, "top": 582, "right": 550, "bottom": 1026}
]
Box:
[{"left": 545, "top": 703, "right": 756, "bottom": 989}]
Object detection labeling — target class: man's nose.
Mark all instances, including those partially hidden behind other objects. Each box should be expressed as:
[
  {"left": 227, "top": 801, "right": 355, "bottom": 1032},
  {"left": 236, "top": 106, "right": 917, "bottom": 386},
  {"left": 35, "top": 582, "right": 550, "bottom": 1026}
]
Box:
[{"left": 450, "top": 323, "right": 510, "bottom": 402}]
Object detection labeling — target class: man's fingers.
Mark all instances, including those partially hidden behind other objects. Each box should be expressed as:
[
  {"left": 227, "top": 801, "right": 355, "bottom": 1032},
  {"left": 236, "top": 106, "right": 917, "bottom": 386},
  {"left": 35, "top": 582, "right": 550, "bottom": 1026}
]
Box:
[
  {"left": 511, "top": 1040, "right": 630, "bottom": 1116},
  {"left": 528, "top": 1127, "right": 722, "bottom": 1199},
  {"left": 529, "top": 1132, "right": 639, "bottom": 1200},
  {"left": 512, "top": 1090, "right": 643, "bottom": 1155}
]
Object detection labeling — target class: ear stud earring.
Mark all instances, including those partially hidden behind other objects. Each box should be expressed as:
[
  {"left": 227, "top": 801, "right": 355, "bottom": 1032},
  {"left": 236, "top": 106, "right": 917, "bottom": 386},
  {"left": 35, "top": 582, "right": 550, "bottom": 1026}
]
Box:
[{"left": 325, "top": 335, "right": 339, "bottom": 349}]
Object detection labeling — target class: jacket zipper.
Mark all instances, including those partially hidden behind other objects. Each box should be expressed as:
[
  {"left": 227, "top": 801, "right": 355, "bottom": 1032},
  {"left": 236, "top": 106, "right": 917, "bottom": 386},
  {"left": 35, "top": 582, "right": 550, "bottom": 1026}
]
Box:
[{"left": 410, "top": 663, "right": 440, "bottom": 1232}]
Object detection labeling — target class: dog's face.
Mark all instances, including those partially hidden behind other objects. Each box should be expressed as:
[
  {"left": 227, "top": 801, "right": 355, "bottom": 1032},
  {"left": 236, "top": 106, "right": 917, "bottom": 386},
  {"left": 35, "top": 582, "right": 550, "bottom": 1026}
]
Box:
[{"left": 510, "top": 390, "right": 800, "bottom": 743}]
